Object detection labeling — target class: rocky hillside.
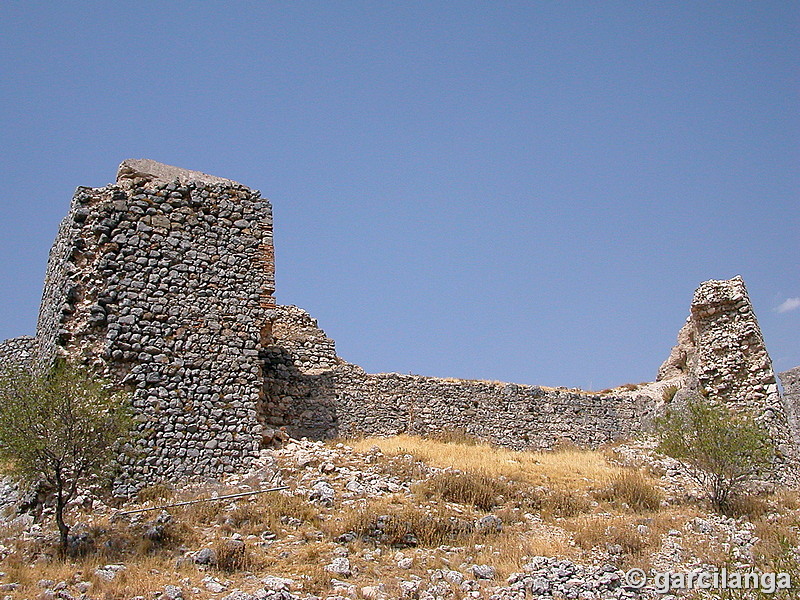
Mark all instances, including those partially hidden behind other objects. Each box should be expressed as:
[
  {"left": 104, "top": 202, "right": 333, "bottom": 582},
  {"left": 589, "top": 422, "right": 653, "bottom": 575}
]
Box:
[{"left": 0, "top": 434, "right": 797, "bottom": 600}]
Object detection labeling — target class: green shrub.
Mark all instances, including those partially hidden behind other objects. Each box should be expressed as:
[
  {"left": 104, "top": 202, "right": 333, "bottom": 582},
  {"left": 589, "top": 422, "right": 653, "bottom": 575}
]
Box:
[
  {"left": 655, "top": 396, "right": 775, "bottom": 512},
  {"left": 0, "top": 362, "right": 132, "bottom": 556}
]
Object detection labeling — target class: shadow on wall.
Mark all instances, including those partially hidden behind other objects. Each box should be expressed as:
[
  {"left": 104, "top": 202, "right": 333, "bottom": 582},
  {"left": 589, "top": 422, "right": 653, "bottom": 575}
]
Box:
[{"left": 260, "top": 345, "right": 338, "bottom": 441}]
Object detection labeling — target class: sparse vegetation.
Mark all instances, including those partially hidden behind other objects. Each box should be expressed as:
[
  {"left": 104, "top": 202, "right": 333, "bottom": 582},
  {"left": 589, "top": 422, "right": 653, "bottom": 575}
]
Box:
[
  {"left": 213, "top": 539, "right": 258, "bottom": 572},
  {"left": 656, "top": 396, "right": 775, "bottom": 512},
  {"left": 0, "top": 361, "right": 132, "bottom": 556},
  {"left": 430, "top": 427, "right": 485, "bottom": 446},
  {"left": 414, "top": 469, "right": 513, "bottom": 511},
  {"left": 541, "top": 487, "right": 592, "bottom": 517},
  {"left": 351, "top": 434, "right": 619, "bottom": 492},
  {"left": 1, "top": 432, "right": 798, "bottom": 599},
  {"left": 662, "top": 384, "right": 680, "bottom": 403},
  {"left": 136, "top": 483, "right": 176, "bottom": 504},
  {"left": 326, "top": 499, "right": 477, "bottom": 547},
  {"left": 569, "top": 515, "right": 654, "bottom": 561}
]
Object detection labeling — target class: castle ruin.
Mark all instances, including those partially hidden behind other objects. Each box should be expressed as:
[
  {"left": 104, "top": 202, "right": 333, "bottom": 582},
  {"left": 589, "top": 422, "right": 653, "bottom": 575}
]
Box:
[{"left": 1, "top": 160, "right": 797, "bottom": 493}]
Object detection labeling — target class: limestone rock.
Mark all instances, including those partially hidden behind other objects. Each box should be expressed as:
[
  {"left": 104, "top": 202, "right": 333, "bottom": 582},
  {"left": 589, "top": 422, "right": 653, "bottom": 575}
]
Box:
[
  {"left": 325, "top": 557, "right": 352, "bottom": 577},
  {"left": 472, "top": 564, "right": 496, "bottom": 579}
]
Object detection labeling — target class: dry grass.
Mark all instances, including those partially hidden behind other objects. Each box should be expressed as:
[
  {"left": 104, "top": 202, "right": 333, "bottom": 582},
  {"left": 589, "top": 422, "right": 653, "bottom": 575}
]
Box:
[
  {"left": 599, "top": 382, "right": 646, "bottom": 394},
  {"left": 1, "top": 553, "right": 199, "bottom": 599},
  {"left": 326, "top": 499, "right": 477, "bottom": 548},
  {"left": 175, "top": 490, "right": 319, "bottom": 536},
  {"left": 430, "top": 428, "right": 485, "bottom": 446},
  {"left": 414, "top": 470, "right": 515, "bottom": 511},
  {"left": 350, "top": 435, "right": 621, "bottom": 493},
  {"left": 568, "top": 515, "right": 655, "bottom": 561},
  {"left": 595, "top": 469, "right": 663, "bottom": 513},
  {"left": 752, "top": 514, "right": 800, "bottom": 570},
  {"left": 136, "top": 483, "right": 176, "bottom": 504},
  {"left": 662, "top": 384, "right": 680, "bottom": 403},
  {"left": 213, "top": 538, "right": 260, "bottom": 573},
  {"left": 8, "top": 432, "right": 798, "bottom": 600},
  {"left": 372, "top": 454, "right": 429, "bottom": 481},
  {"left": 563, "top": 508, "right": 696, "bottom": 569},
  {"left": 178, "top": 497, "right": 225, "bottom": 524},
  {"left": 259, "top": 539, "right": 334, "bottom": 594},
  {"left": 540, "top": 488, "right": 592, "bottom": 518},
  {"left": 460, "top": 529, "right": 575, "bottom": 579},
  {"left": 723, "top": 494, "right": 772, "bottom": 519},
  {"left": 9, "top": 512, "right": 197, "bottom": 564}
]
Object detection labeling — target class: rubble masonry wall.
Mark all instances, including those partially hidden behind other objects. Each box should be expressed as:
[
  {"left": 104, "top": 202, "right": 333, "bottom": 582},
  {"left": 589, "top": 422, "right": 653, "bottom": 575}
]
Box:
[
  {"left": 35, "top": 174, "right": 275, "bottom": 494},
  {"left": 262, "top": 306, "right": 654, "bottom": 449}
]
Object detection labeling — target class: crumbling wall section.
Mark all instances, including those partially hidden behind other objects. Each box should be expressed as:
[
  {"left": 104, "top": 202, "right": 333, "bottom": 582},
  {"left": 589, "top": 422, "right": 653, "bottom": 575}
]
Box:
[
  {"left": 658, "top": 276, "right": 795, "bottom": 452},
  {"left": 268, "top": 305, "right": 339, "bottom": 372},
  {"left": 36, "top": 161, "right": 275, "bottom": 494},
  {"left": 263, "top": 305, "right": 654, "bottom": 448},
  {"left": 260, "top": 305, "right": 339, "bottom": 442}
]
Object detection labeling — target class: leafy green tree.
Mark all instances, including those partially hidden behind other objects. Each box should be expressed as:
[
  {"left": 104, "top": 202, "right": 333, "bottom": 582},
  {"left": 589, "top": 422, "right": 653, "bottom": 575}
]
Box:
[
  {"left": 0, "top": 361, "right": 132, "bottom": 556},
  {"left": 655, "top": 395, "right": 775, "bottom": 512}
]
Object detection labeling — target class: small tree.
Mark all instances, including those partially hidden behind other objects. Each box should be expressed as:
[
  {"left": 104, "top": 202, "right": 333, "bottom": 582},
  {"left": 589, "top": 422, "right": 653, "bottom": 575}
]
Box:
[
  {"left": 0, "top": 361, "right": 132, "bottom": 556},
  {"left": 655, "top": 395, "right": 775, "bottom": 512}
]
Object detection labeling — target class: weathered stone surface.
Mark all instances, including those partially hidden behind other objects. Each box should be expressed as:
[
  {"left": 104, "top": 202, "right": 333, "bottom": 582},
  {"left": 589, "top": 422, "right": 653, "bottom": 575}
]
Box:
[
  {"left": 0, "top": 336, "right": 37, "bottom": 371},
  {"left": 116, "top": 159, "right": 239, "bottom": 186},
  {"left": 779, "top": 366, "right": 800, "bottom": 441},
  {"left": 35, "top": 161, "right": 275, "bottom": 495}
]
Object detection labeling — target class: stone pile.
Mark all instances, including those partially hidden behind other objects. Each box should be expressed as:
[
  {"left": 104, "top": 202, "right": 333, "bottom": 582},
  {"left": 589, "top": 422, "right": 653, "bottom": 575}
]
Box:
[{"left": 495, "top": 557, "right": 659, "bottom": 599}]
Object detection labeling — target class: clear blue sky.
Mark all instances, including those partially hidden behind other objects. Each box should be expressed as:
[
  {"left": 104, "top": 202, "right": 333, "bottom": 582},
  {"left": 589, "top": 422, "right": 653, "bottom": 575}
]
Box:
[{"left": 1, "top": 2, "right": 797, "bottom": 390}]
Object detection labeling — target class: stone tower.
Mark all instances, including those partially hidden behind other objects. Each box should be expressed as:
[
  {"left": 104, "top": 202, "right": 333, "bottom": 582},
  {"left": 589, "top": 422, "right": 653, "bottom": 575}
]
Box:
[{"left": 36, "top": 159, "right": 275, "bottom": 494}]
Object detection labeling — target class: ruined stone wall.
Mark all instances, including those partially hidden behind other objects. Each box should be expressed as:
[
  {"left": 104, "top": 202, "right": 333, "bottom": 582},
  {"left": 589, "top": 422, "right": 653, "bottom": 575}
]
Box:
[
  {"left": 263, "top": 306, "right": 655, "bottom": 448},
  {"left": 0, "top": 336, "right": 37, "bottom": 371},
  {"left": 8, "top": 162, "right": 798, "bottom": 491},
  {"left": 35, "top": 160, "right": 275, "bottom": 494},
  {"left": 658, "top": 276, "right": 797, "bottom": 453},
  {"left": 779, "top": 366, "right": 800, "bottom": 443},
  {"left": 331, "top": 369, "right": 652, "bottom": 449}
]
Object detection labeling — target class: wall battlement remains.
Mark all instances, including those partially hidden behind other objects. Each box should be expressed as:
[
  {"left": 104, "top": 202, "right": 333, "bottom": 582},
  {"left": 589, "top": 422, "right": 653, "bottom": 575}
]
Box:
[{"left": 658, "top": 275, "right": 799, "bottom": 457}]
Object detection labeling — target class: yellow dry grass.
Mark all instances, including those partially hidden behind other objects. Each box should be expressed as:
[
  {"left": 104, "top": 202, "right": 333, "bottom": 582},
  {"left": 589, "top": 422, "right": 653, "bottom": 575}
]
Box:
[
  {"left": 451, "top": 528, "right": 577, "bottom": 579},
  {"left": 349, "top": 434, "right": 621, "bottom": 492},
  {"left": 2, "top": 553, "right": 199, "bottom": 599}
]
